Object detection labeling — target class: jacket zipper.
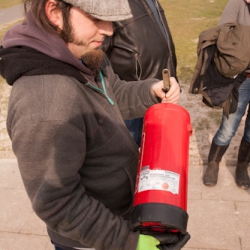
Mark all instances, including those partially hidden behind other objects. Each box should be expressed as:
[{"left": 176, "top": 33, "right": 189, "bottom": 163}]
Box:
[{"left": 86, "top": 71, "right": 115, "bottom": 106}]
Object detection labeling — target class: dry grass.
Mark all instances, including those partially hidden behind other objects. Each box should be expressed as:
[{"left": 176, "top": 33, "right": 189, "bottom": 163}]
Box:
[
  {"left": 0, "top": 0, "right": 21, "bottom": 9},
  {"left": 208, "top": 110, "right": 222, "bottom": 126}
]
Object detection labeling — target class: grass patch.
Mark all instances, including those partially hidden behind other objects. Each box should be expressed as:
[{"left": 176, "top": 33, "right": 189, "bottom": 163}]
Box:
[
  {"left": 208, "top": 110, "right": 222, "bottom": 126},
  {"left": 0, "top": 77, "right": 5, "bottom": 84},
  {"left": 160, "top": 0, "right": 229, "bottom": 84},
  {"left": 0, "top": 0, "right": 22, "bottom": 9},
  {"left": 195, "top": 117, "right": 211, "bottom": 131}
]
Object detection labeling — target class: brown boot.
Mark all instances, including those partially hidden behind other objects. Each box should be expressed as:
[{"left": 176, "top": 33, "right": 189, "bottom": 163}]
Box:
[
  {"left": 235, "top": 139, "right": 250, "bottom": 190},
  {"left": 203, "top": 141, "right": 229, "bottom": 186}
]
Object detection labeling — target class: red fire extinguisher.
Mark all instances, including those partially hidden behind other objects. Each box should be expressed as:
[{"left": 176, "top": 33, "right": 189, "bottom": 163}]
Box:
[{"left": 130, "top": 70, "right": 192, "bottom": 234}]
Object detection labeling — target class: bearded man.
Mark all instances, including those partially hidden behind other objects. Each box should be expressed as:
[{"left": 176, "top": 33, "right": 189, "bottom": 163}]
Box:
[{"left": 0, "top": 0, "right": 189, "bottom": 249}]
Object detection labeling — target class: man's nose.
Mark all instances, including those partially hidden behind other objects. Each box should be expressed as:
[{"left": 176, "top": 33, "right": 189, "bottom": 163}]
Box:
[{"left": 98, "top": 21, "right": 114, "bottom": 36}]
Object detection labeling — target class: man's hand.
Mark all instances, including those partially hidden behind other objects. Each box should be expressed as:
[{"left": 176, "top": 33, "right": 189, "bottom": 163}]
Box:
[
  {"left": 151, "top": 77, "right": 180, "bottom": 104},
  {"left": 155, "top": 232, "right": 190, "bottom": 250},
  {"left": 142, "top": 231, "right": 190, "bottom": 250}
]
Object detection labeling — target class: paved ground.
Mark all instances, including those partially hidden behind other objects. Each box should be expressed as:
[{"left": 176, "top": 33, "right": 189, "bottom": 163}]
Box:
[
  {"left": 1, "top": 159, "right": 250, "bottom": 250},
  {"left": 0, "top": 4, "right": 23, "bottom": 26}
]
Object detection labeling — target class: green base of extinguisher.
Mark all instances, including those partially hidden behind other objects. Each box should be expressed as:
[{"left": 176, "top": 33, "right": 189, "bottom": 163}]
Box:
[{"left": 130, "top": 203, "right": 188, "bottom": 234}]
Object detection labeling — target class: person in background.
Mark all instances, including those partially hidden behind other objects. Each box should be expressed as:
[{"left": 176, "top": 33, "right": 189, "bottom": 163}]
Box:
[
  {"left": 102, "top": 0, "right": 178, "bottom": 147},
  {"left": 203, "top": 0, "right": 250, "bottom": 189},
  {"left": 0, "top": 0, "right": 190, "bottom": 249}
]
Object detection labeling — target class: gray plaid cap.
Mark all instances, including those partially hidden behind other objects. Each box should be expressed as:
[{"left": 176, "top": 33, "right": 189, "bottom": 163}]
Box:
[{"left": 63, "top": 0, "right": 133, "bottom": 21}]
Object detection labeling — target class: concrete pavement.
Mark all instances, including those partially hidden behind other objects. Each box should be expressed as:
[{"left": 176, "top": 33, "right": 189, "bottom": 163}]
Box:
[
  {"left": 0, "top": 159, "right": 51, "bottom": 250},
  {"left": 0, "top": 157, "right": 250, "bottom": 250},
  {"left": 0, "top": 4, "right": 23, "bottom": 26}
]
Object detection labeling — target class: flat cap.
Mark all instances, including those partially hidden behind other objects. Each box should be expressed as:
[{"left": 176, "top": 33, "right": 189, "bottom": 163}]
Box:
[{"left": 63, "top": 0, "right": 133, "bottom": 21}]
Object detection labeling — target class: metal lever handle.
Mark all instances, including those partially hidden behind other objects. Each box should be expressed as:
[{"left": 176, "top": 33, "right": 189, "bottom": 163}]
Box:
[{"left": 162, "top": 69, "right": 170, "bottom": 93}]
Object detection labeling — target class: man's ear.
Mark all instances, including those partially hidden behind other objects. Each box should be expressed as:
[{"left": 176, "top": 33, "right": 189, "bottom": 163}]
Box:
[{"left": 45, "top": 0, "right": 63, "bottom": 29}]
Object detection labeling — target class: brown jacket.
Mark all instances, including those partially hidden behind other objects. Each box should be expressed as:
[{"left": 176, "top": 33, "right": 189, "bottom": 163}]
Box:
[
  {"left": 189, "top": 22, "right": 249, "bottom": 115},
  {"left": 193, "top": 22, "right": 250, "bottom": 80}
]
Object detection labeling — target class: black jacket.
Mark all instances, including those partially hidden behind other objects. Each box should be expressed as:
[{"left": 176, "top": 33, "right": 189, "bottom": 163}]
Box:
[{"left": 102, "top": 0, "right": 177, "bottom": 81}]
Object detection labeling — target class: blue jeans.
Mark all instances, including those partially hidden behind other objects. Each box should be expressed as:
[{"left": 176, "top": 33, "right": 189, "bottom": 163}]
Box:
[
  {"left": 213, "top": 77, "right": 250, "bottom": 146},
  {"left": 124, "top": 117, "right": 143, "bottom": 147}
]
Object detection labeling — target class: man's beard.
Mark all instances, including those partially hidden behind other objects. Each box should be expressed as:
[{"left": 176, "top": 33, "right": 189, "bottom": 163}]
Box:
[
  {"left": 81, "top": 49, "right": 104, "bottom": 76},
  {"left": 63, "top": 26, "right": 105, "bottom": 76}
]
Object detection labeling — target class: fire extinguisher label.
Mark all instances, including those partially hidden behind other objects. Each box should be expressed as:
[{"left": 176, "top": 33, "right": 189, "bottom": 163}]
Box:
[{"left": 138, "top": 169, "right": 180, "bottom": 194}]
